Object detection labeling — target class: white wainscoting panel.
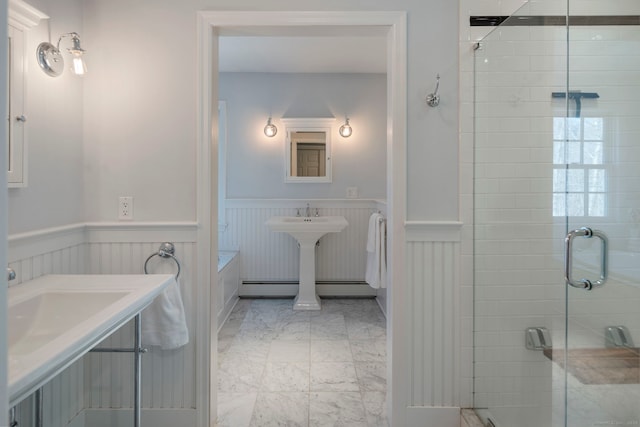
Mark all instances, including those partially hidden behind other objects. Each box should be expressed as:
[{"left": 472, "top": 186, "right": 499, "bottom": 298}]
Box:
[
  {"left": 8, "top": 225, "right": 87, "bottom": 427},
  {"left": 405, "top": 222, "right": 462, "bottom": 409},
  {"left": 84, "top": 239, "right": 197, "bottom": 410},
  {"left": 220, "top": 200, "right": 378, "bottom": 282},
  {"left": 8, "top": 223, "right": 201, "bottom": 427}
]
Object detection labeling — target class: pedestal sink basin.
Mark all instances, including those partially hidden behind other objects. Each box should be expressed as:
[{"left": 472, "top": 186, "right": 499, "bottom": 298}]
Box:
[{"left": 266, "top": 216, "right": 348, "bottom": 310}]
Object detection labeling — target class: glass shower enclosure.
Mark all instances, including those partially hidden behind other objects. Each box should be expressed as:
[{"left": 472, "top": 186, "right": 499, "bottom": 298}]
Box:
[{"left": 473, "top": 1, "right": 640, "bottom": 426}]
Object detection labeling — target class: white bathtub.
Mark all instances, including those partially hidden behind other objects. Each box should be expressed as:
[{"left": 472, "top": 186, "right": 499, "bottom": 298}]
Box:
[
  {"left": 217, "top": 251, "right": 239, "bottom": 330},
  {"left": 218, "top": 251, "right": 236, "bottom": 273}
]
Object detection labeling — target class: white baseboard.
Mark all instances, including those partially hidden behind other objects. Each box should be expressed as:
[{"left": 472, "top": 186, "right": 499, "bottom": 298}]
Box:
[
  {"left": 376, "top": 296, "right": 387, "bottom": 318},
  {"left": 406, "top": 406, "right": 460, "bottom": 427},
  {"left": 239, "top": 282, "right": 377, "bottom": 298},
  {"left": 80, "top": 408, "right": 196, "bottom": 427},
  {"left": 217, "top": 295, "right": 239, "bottom": 332}
]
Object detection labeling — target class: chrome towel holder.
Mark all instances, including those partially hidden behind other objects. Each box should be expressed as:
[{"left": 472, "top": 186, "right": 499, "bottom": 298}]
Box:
[{"left": 144, "top": 242, "right": 181, "bottom": 280}]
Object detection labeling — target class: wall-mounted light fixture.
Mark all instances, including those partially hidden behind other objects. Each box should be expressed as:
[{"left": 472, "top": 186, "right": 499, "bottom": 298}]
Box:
[
  {"left": 264, "top": 117, "right": 277, "bottom": 137},
  {"left": 37, "top": 32, "right": 87, "bottom": 77},
  {"left": 339, "top": 117, "right": 352, "bottom": 138}
]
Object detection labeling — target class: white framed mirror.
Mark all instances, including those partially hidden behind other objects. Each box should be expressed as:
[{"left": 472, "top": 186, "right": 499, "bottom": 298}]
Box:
[{"left": 282, "top": 118, "right": 335, "bottom": 183}]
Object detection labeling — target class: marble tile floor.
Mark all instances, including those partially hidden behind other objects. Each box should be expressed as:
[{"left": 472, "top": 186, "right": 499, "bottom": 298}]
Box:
[{"left": 217, "top": 298, "right": 388, "bottom": 427}]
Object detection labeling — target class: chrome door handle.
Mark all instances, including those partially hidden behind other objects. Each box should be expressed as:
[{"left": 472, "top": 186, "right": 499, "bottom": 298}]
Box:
[{"left": 564, "top": 227, "right": 608, "bottom": 290}]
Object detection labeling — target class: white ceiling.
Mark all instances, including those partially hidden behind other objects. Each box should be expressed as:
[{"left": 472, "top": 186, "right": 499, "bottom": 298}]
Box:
[{"left": 218, "top": 29, "right": 387, "bottom": 74}]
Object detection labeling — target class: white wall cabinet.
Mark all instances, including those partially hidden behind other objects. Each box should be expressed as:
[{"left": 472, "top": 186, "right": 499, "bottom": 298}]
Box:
[{"left": 7, "top": 0, "right": 47, "bottom": 188}]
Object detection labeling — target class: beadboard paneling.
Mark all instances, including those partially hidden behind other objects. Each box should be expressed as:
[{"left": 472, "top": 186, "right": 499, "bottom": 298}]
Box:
[
  {"left": 8, "top": 223, "right": 200, "bottom": 426},
  {"left": 406, "top": 224, "right": 461, "bottom": 408},
  {"left": 84, "top": 241, "right": 197, "bottom": 410},
  {"left": 219, "top": 201, "right": 377, "bottom": 281},
  {"left": 8, "top": 228, "right": 86, "bottom": 427}
]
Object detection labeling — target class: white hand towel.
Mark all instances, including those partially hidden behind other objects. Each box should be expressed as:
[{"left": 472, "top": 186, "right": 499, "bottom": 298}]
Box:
[
  {"left": 142, "top": 277, "right": 189, "bottom": 350},
  {"left": 366, "top": 213, "right": 381, "bottom": 253},
  {"left": 365, "top": 213, "right": 387, "bottom": 289}
]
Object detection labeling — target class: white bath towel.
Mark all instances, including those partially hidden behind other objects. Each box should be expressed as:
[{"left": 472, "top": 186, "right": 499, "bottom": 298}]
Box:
[
  {"left": 142, "top": 277, "right": 189, "bottom": 350},
  {"left": 365, "top": 213, "right": 387, "bottom": 289}
]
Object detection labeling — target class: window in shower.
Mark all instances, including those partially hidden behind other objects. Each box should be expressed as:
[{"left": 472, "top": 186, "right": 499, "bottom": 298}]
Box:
[{"left": 553, "top": 116, "right": 606, "bottom": 217}]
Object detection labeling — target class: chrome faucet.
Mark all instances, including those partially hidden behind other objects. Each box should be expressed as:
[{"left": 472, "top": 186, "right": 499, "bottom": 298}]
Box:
[{"left": 306, "top": 203, "right": 311, "bottom": 217}]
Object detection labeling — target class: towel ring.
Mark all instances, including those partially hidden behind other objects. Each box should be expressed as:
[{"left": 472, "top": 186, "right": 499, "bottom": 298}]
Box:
[{"left": 144, "top": 242, "right": 181, "bottom": 280}]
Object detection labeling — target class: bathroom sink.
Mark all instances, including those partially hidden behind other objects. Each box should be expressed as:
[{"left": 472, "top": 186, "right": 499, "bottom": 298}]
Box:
[
  {"left": 9, "top": 290, "right": 129, "bottom": 355},
  {"left": 265, "top": 215, "right": 348, "bottom": 242},
  {"left": 8, "top": 274, "right": 175, "bottom": 407},
  {"left": 266, "top": 215, "right": 348, "bottom": 310}
]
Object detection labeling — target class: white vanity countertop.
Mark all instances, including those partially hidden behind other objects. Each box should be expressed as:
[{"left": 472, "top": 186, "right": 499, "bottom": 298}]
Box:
[{"left": 8, "top": 274, "right": 175, "bottom": 407}]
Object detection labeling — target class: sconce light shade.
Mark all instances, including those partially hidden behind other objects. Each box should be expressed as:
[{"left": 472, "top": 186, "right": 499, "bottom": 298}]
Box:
[
  {"left": 339, "top": 117, "right": 353, "bottom": 138},
  {"left": 264, "top": 117, "right": 277, "bottom": 137},
  {"left": 37, "top": 32, "right": 87, "bottom": 77},
  {"left": 68, "top": 33, "right": 87, "bottom": 75}
]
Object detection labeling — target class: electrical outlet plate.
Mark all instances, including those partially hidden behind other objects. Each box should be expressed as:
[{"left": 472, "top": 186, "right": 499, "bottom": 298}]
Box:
[
  {"left": 118, "top": 196, "right": 134, "bottom": 220},
  {"left": 346, "top": 187, "right": 358, "bottom": 199}
]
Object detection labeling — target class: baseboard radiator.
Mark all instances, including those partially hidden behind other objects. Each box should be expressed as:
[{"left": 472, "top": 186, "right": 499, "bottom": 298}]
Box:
[{"left": 239, "top": 280, "right": 377, "bottom": 298}]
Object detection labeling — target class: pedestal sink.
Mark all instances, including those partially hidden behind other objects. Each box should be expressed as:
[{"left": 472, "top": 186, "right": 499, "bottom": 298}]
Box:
[{"left": 266, "top": 216, "right": 348, "bottom": 310}]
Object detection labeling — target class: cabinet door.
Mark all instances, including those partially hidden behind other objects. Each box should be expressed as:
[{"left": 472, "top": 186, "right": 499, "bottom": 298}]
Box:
[{"left": 7, "top": 24, "right": 26, "bottom": 187}]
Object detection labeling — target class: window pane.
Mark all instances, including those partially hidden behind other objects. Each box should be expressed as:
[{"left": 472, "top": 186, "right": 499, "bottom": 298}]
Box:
[
  {"left": 589, "top": 169, "right": 605, "bottom": 192},
  {"left": 567, "top": 141, "right": 581, "bottom": 164},
  {"left": 553, "top": 169, "right": 566, "bottom": 192},
  {"left": 583, "top": 117, "right": 603, "bottom": 140},
  {"left": 588, "top": 193, "right": 605, "bottom": 217},
  {"left": 553, "top": 193, "right": 566, "bottom": 217},
  {"left": 567, "top": 193, "right": 585, "bottom": 216},
  {"left": 567, "top": 169, "right": 584, "bottom": 192},
  {"left": 567, "top": 118, "right": 581, "bottom": 140},
  {"left": 584, "top": 141, "right": 603, "bottom": 165},
  {"left": 553, "top": 117, "right": 566, "bottom": 140},
  {"left": 553, "top": 140, "right": 565, "bottom": 164}
]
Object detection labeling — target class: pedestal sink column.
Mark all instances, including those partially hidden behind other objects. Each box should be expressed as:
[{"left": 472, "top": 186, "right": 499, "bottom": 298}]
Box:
[
  {"left": 265, "top": 216, "right": 348, "bottom": 312},
  {"left": 295, "top": 237, "right": 321, "bottom": 310}
]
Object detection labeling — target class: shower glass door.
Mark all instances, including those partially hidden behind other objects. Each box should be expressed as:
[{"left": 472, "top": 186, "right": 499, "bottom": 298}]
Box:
[
  {"left": 474, "top": 1, "right": 640, "bottom": 426},
  {"left": 564, "top": 4, "right": 640, "bottom": 426}
]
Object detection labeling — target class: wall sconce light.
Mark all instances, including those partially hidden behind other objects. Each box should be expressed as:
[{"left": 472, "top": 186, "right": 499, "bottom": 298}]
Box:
[
  {"left": 339, "top": 117, "right": 352, "bottom": 138},
  {"left": 264, "top": 117, "right": 277, "bottom": 137},
  {"left": 37, "top": 32, "right": 87, "bottom": 77}
]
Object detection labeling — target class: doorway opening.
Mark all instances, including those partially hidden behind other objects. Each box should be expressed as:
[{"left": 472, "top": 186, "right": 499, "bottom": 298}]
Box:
[{"left": 196, "top": 11, "right": 407, "bottom": 426}]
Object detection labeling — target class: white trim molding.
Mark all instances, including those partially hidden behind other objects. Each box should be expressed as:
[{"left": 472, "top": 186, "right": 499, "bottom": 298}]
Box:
[
  {"left": 198, "top": 10, "right": 407, "bottom": 427},
  {"left": 8, "top": 0, "right": 48, "bottom": 30},
  {"left": 8, "top": 222, "right": 199, "bottom": 263},
  {"left": 224, "top": 198, "right": 383, "bottom": 210},
  {"left": 8, "top": 223, "right": 85, "bottom": 263},
  {"left": 85, "top": 221, "right": 198, "bottom": 243},
  {"left": 405, "top": 221, "right": 463, "bottom": 242}
]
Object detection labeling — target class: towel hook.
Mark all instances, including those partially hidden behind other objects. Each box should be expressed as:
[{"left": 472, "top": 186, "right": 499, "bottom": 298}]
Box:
[
  {"left": 144, "top": 242, "right": 181, "bottom": 279},
  {"left": 426, "top": 74, "right": 440, "bottom": 107}
]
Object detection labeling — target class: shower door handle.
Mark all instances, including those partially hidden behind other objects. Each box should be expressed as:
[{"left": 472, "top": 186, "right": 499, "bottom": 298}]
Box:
[{"left": 564, "top": 227, "right": 608, "bottom": 290}]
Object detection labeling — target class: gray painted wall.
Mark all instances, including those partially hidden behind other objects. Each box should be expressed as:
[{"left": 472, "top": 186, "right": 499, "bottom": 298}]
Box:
[
  {"left": 7, "top": 0, "right": 85, "bottom": 234},
  {"left": 220, "top": 72, "right": 387, "bottom": 200}
]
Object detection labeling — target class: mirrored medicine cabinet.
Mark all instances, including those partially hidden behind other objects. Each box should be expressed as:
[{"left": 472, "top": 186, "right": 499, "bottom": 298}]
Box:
[{"left": 282, "top": 118, "right": 335, "bottom": 183}]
